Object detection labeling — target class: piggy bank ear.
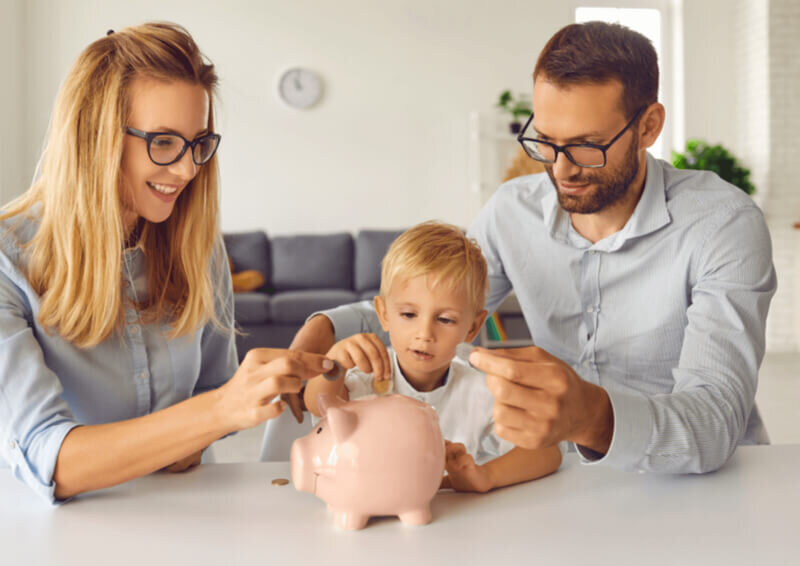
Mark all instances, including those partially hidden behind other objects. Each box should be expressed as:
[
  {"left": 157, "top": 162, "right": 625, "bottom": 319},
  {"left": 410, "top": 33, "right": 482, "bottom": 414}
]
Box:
[
  {"left": 317, "top": 393, "right": 346, "bottom": 417},
  {"left": 326, "top": 407, "right": 358, "bottom": 443}
]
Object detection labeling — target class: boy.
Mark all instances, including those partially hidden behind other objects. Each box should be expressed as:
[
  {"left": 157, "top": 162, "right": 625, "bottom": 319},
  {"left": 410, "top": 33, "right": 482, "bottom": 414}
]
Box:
[{"left": 304, "top": 222, "right": 561, "bottom": 492}]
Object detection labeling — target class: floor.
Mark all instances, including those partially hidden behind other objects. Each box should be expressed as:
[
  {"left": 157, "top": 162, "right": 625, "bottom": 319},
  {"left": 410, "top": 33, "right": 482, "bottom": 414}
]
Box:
[{"left": 210, "top": 352, "right": 800, "bottom": 463}]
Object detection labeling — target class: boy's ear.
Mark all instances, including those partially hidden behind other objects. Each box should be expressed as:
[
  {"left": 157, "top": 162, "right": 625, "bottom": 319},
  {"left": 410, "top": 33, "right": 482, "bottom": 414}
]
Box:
[
  {"left": 465, "top": 309, "right": 489, "bottom": 343},
  {"left": 374, "top": 295, "right": 390, "bottom": 332}
]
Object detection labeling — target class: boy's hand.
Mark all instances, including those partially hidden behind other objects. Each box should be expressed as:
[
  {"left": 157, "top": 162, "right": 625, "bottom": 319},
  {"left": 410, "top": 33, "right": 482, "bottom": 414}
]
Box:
[
  {"left": 326, "top": 333, "right": 392, "bottom": 382},
  {"left": 163, "top": 448, "right": 204, "bottom": 473},
  {"left": 440, "top": 441, "right": 493, "bottom": 493}
]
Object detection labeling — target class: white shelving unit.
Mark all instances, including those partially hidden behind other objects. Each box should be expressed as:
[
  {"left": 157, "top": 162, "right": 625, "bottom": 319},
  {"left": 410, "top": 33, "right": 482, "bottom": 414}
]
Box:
[
  {"left": 480, "top": 292, "right": 534, "bottom": 349},
  {"left": 467, "top": 110, "right": 523, "bottom": 219}
]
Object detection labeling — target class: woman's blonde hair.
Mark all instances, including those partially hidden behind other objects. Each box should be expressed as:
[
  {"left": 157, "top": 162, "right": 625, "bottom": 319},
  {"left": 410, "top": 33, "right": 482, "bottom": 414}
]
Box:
[
  {"left": 1, "top": 22, "right": 226, "bottom": 348},
  {"left": 379, "top": 222, "right": 488, "bottom": 313}
]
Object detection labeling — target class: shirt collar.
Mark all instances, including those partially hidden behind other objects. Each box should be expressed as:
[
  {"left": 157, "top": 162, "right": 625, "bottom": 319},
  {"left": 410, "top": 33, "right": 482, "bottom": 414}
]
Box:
[
  {"left": 391, "top": 349, "right": 452, "bottom": 407},
  {"left": 544, "top": 152, "right": 671, "bottom": 252}
]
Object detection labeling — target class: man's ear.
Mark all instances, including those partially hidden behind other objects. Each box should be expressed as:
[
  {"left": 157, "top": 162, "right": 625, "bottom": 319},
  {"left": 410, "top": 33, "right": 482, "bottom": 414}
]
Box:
[
  {"left": 374, "top": 295, "right": 390, "bottom": 332},
  {"left": 639, "top": 102, "right": 665, "bottom": 150},
  {"left": 465, "top": 309, "right": 489, "bottom": 343}
]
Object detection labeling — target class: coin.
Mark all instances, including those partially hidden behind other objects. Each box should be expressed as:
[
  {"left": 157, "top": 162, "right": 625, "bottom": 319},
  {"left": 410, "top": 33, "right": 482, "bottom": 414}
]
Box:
[
  {"left": 271, "top": 478, "right": 290, "bottom": 486},
  {"left": 372, "top": 378, "right": 392, "bottom": 395}
]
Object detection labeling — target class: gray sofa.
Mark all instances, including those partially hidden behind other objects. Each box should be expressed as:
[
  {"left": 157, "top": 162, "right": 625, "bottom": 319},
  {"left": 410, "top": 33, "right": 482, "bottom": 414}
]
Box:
[{"left": 223, "top": 229, "right": 403, "bottom": 360}]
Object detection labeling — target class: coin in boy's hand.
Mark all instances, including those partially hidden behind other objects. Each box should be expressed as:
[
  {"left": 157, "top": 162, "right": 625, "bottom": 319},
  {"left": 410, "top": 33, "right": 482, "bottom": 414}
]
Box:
[
  {"left": 372, "top": 378, "right": 392, "bottom": 395},
  {"left": 272, "top": 478, "right": 290, "bottom": 486}
]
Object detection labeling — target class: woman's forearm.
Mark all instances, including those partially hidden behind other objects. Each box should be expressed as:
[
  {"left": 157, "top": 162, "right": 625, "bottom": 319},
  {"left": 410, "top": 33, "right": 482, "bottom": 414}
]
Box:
[{"left": 53, "top": 389, "right": 230, "bottom": 499}]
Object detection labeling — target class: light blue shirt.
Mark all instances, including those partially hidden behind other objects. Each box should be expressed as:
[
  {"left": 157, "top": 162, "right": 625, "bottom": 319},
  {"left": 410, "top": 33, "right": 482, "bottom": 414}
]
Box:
[
  {"left": 0, "top": 215, "right": 238, "bottom": 503},
  {"left": 321, "top": 154, "right": 776, "bottom": 474}
]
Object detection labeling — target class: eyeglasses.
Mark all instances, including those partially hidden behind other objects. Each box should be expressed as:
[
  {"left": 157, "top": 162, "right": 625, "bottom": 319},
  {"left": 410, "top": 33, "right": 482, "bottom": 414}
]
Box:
[
  {"left": 516, "top": 106, "right": 646, "bottom": 168},
  {"left": 125, "top": 127, "right": 221, "bottom": 166}
]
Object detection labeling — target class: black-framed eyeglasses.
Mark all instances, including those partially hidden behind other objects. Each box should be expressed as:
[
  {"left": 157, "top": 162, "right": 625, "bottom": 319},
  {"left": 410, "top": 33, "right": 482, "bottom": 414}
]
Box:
[
  {"left": 125, "top": 127, "right": 221, "bottom": 166},
  {"left": 516, "top": 106, "right": 646, "bottom": 168}
]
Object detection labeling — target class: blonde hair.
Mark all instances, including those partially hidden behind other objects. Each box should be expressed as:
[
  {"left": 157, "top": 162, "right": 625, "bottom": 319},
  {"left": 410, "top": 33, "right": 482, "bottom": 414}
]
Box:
[
  {"left": 379, "top": 222, "right": 488, "bottom": 313},
  {"left": 1, "top": 22, "right": 226, "bottom": 348}
]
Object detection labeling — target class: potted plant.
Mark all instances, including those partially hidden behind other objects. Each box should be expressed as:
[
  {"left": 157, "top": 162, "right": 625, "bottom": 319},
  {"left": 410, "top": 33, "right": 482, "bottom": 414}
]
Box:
[
  {"left": 672, "top": 140, "right": 755, "bottom": 195},
  {"left": 496, "top": 90, "right": 532, "bottom": 135}
]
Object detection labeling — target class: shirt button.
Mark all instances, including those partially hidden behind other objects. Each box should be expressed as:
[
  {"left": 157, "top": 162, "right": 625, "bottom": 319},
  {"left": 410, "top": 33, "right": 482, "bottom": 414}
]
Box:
[
  {"left": 130, "top": 325, "right": 140, "bottom": 336},
  {"left": 137, "top": 371, "right": 148, "bottom": 381},
  {"left": 583, "top": 361, "right": 591, "bottom": 368},
  {"left": 126, "top": 310, "right": 138, "bottom": 323},
  {"left": 586, "top": 306, "right": 594, "bottom": 313},
  {"left": 8, "top": 440, "right": 16, "bottom": 449}
]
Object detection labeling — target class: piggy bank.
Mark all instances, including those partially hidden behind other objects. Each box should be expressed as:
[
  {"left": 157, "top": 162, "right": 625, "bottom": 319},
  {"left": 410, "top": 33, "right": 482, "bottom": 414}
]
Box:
[{"left": 290, "top": 394, "right": 445, "bottom": 530}]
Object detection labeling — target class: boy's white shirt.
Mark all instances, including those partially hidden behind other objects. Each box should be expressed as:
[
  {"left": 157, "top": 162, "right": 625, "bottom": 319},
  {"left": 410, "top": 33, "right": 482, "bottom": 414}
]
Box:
[{"left": 337, "top": 346, "right": 515, "bottom": 466}]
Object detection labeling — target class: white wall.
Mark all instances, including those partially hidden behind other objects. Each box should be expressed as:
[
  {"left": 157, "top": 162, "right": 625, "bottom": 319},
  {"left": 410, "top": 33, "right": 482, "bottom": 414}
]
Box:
[
  {"left": 0, "top": 0, "right": 24, "bottom": 204},
  {"left": 7, "top": 0, "right": 798, "bottom": 350},
  {"left": 15, "top": 0, "right": 573, "bottom": 235}
]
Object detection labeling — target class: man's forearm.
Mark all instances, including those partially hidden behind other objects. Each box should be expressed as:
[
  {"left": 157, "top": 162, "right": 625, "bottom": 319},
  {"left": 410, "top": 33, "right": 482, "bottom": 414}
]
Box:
[
  {"left": 289, "top": 314, "right": 336, "bottom": 354},
  {"left": 573, "top": 383, "right": 614, "bottom": 455}
]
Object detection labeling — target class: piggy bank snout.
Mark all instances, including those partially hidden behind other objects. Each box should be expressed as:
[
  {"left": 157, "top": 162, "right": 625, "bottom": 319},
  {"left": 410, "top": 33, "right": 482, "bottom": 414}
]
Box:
[{"left": 290, "top": 440, "right": 313, "bottom": 493}]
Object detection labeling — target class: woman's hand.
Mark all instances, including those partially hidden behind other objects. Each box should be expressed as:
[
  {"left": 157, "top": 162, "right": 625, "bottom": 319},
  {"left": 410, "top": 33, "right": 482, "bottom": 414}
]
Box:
[
  {"left": 214, "top": 348, "right": 334, "bottom": 432},
  {"left": 326, "top": 333, "right": 391, "bottom": 382},
  {"left": 440, "top": 441, "right": 493, "bottom": 493}
]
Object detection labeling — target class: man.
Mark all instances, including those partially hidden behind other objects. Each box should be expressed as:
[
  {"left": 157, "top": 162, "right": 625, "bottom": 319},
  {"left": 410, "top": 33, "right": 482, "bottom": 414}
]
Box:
[{"left": 288, "top": 21, "right": 776, "bottom": 473}]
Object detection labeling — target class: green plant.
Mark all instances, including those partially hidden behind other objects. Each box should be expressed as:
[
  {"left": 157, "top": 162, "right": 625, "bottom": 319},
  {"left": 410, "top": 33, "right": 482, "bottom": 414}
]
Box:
[
  {"left": 672, "top": 140, "right": 755, "bottom": 195},
  {"left": 496, "top": 90, "right": 532, "bottom": 124}
]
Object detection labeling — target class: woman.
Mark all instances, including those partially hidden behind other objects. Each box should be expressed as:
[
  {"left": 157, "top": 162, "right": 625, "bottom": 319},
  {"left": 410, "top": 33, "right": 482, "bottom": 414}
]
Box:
[{"left": 0, "top": 22, "right": 332, "bottom": 503}]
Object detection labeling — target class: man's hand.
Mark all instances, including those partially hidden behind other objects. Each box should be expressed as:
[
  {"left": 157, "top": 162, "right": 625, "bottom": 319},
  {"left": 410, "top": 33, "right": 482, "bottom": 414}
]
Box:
[
  {"left": 440, "top": 441, "right": 493, "bottom": 493},
  {"left": 469, "top": 346, "right": 614, "bottom": 454}
]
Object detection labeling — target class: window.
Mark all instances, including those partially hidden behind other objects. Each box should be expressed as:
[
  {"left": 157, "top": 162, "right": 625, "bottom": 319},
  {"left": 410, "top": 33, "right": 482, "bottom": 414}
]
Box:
[{"left": 575, "top": 4, "right": 670, "bottom": 158}]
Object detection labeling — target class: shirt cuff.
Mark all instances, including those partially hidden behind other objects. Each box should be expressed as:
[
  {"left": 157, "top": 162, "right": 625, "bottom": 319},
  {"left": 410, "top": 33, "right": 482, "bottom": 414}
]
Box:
[
  {"left": 5, "top": 421, "right": 80, "bottom": 505},
  {"left": 575, "top": 388, "right": 654, "bottom": 470}
]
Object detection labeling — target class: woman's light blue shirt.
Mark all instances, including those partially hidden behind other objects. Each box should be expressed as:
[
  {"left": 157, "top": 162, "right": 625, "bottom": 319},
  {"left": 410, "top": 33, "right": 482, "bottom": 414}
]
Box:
[{"left": 0, "top": 215, "right": 238, "bottom": 503}]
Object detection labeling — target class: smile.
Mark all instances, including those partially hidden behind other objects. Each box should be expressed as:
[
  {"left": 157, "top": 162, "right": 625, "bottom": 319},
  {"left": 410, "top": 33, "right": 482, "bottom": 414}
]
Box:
[{"left": 147, "top": 181, "right": 179, "bottom": 195}]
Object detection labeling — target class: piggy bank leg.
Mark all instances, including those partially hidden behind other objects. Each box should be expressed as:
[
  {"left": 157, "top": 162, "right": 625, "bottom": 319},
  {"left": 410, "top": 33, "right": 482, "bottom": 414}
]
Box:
[
  {"left": 398, "top": 506, "right": 432, "bottom": 526},
  {"left": 333, "top": 510, "right": 370, "bottom": 530}
]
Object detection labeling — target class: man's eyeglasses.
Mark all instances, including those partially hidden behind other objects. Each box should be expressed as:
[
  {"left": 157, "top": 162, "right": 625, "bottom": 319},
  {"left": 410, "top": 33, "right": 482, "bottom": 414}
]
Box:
[
  {"left": 125, "top": 127, "right": 221, "bottom": 166},
  {"left": 516, "top": 106, "right": 646, "bottom": 169}
]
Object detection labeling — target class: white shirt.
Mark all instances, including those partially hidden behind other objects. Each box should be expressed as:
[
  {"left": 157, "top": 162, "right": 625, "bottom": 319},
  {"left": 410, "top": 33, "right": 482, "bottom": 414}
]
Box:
[
  {"left": 342, "top": 347, "right": 514, "bottom": 466},
  {"left": 319, "top": 154, "right": 776, "bottom": 473}
]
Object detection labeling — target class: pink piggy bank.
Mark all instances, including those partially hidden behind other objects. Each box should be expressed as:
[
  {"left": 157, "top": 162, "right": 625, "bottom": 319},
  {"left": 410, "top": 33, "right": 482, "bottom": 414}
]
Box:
[{"left": 290, "top": 394, "right": 445, "bottom": 530}]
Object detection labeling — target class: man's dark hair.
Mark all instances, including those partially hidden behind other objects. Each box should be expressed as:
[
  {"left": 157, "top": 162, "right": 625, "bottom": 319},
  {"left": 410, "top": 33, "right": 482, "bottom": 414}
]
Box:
[{"left": 533, "top": 21, "right": 658, "bottom": 119}]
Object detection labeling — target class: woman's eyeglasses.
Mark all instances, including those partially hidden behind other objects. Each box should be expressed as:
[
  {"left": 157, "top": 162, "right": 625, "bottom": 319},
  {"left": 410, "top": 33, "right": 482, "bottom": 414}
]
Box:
[{"left": 125, "top": 127, "right": 221, "bottom": 166}]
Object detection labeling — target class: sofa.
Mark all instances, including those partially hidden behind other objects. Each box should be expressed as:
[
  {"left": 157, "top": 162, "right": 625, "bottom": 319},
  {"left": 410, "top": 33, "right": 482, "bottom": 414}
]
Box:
[{"left": 223, "top": 229, "right": 404, "bottom": 360}]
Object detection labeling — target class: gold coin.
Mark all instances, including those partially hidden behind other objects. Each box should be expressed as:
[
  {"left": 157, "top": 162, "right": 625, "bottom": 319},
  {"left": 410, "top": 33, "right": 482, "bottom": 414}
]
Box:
[
  {"left": 271, "top": 478, "right": 290, "bottom": 486},
  {"left": 372, "top": 378, "right": 391, "bottom": 395}
]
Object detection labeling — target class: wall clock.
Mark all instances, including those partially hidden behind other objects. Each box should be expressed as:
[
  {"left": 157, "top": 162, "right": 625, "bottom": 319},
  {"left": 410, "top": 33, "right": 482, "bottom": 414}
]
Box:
[{"left": 277, "top": 67, "right": 323, "bottom": 109}]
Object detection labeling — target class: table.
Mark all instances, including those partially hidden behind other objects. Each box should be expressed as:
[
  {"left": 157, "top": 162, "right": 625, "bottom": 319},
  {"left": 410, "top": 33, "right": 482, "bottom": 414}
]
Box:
[{"left": 3, "top": 445, "right": 797, "bottom": 565}]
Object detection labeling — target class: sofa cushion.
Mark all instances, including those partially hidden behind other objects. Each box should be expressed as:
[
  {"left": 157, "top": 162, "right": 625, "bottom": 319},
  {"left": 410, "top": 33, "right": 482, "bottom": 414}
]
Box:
[
  {"left": 271, "top": 233, "right": 353, "bottom": 291},
  {"left": 270, "top": 289, "right": 359, "bottom": 323},
  {"left": 354, "top": 230, "right": 404, "bottom": 292},
  {"left": 223, "top": 231, "right": 271, "bottom": 292},
  {"left": 233, "top": 292, "right": 271, "bottom": 324},
  {"left": 359, "top": 289, "right": 380, "bottom": 301}
]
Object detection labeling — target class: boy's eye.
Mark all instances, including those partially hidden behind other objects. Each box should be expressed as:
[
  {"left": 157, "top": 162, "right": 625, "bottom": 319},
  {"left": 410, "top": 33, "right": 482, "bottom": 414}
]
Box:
[
  {"left": 438, "top": 317, "right": 455, "bottom": 324},
  {"left": 400, "top": 312, "right": 416, "bottom": 319}
]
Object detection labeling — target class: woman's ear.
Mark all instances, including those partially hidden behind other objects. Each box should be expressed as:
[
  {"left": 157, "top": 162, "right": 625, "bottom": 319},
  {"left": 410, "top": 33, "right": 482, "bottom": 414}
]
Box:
[
  {"left": 465, "top": 309, "right": 489, "bottom": 343},
  {"left": 374, "top": 295, "right": 390, "bottom": 332}
]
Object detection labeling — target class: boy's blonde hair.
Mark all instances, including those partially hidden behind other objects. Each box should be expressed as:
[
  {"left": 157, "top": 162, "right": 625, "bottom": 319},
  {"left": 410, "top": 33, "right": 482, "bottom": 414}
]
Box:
[
  {"left": 379, "top": 222, "right": 488, "bottom": 313},
  {"left": 1, "top": 22, "right": 225, "bottom": 348}
]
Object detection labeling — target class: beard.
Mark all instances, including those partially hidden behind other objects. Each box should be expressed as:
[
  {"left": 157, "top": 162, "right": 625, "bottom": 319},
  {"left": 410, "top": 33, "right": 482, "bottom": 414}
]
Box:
[{"left": 545, "top": 136, "right": 640, "bottom": 215}]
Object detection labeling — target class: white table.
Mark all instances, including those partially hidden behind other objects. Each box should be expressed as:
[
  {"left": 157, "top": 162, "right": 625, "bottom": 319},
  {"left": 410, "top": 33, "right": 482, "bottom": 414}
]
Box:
[{"left": 3, "top": 445, "right": 798, "bottom": 565}]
